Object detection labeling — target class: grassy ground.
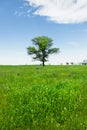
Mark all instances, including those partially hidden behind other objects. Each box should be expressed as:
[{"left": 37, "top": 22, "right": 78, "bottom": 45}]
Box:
[{"left": 0, "top": 65, "right": 87, "bottom": 130}]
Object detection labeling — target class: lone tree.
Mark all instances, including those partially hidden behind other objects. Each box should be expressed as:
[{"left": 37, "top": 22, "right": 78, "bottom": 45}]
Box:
[{"left": 27, "top": 36, "right": 59, "bottom": 66}]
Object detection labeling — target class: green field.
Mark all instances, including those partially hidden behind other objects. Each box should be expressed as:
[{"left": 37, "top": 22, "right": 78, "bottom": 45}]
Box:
[{"left": 0, "top": 65, "right": 87, "bottom": 130}]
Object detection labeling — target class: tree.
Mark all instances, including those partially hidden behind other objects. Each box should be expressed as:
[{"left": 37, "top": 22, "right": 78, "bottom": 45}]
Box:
[
  {"left": 82, "top": 60, "right": 87, "bottom": 65},
  {"left": 71, "top": 62, "right": 74, "bottom": 65},
  {"left": 27, "top": 36, "right": 59, "bottom": 66},
  {"left": 66, "top": 62, "right": 69, "bottom": 65}
]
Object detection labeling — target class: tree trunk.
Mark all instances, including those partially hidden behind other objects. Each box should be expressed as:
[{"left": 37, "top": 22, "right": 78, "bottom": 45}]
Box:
[
  {"left": 42, "top": 51, "right": 45, "bottom": 66},
  {"left": 42, "top": 61, "right": 45, "bottom": 66}
]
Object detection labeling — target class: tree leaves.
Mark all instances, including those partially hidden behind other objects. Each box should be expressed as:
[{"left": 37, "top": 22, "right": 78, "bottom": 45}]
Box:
[{"left": 27, "top": 36, "right": 59, "bottom": 66}]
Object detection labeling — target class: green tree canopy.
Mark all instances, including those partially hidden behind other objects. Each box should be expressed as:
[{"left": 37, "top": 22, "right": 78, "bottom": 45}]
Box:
[{"left": 27, "top": 36, "right": 59, "bottom": 66}]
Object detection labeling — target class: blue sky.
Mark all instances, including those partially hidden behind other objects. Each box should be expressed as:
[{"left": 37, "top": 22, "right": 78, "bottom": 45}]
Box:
[{"left": 0, "top": 0, "right": 87, "bottom": 65}]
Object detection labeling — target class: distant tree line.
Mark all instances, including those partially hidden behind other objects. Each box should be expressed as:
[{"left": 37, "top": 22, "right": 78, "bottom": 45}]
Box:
[{"left": 66, "top": 60, "right": 87, "bottom": 65}]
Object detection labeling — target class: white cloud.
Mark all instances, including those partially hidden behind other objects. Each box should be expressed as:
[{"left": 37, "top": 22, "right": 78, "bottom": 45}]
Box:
[
  {"left": 25, "top": 0, "right": 87, "bottom": 24},
  {"left": 14, "top": 11, "right": 25, "bottom": 16}
]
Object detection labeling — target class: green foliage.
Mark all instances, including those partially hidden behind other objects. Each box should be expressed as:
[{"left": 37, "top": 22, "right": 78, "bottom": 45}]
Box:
[
  {"left": 0, "top": 65, "right": 87, "bottom": 130},
  {"left": 27, "top": 36, "right": 59, "bottom": 66}
]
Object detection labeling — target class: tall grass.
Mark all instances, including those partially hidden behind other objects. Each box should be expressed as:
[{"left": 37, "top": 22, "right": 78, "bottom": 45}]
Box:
[{"left": 0, "top": 65, "right": 87, "bottom": 130}]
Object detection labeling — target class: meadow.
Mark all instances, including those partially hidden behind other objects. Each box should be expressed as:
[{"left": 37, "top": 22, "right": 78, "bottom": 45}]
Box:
[{"left": 0, "top": 65, "right": 87, "bottom": 130}]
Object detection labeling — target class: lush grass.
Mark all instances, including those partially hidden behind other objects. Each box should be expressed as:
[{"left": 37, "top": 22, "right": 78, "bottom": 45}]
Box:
[{"left": 0, "top": 65, "right": 87, "bottom": 130}]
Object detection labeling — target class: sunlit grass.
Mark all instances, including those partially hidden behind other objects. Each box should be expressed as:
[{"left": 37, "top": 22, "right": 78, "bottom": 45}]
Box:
[{"left": 0, "top": 65, "right": 87, "bottom": 130}]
